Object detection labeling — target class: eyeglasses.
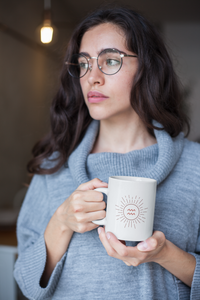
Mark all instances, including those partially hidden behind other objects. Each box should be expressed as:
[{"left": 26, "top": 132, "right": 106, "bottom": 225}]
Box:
[{"left": 65, "top": 48, "right": 137, "bottom": 78}]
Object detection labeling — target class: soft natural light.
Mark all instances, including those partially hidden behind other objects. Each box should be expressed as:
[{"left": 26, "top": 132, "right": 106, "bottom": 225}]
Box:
[{"left": 40, "top": 26, "right": 53, "bottom": 43}]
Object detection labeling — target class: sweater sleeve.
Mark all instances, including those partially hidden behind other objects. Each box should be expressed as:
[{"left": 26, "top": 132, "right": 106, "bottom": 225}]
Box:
[
  {"left": 190, "top": 252, "right": 200, "bottom": 299},
  {"left": 13, "top": 174, "right": 67, "bottom": 300},
  {"left": 189, "top": 227, "right": 200, "bottom": 299}
]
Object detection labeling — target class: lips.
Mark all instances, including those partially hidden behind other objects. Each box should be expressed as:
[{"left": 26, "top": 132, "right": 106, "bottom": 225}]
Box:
[{"left": 87, "top": 91, "right": 109, "bottom": 103}]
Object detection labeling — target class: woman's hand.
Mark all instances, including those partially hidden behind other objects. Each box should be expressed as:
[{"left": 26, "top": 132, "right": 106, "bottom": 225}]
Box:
[
  {"left": 42, "top": 178, "right": 107, "bottom": 287},
  {"left": 98, "top": 228, "right": 166, "bottom": 266},
  {"left": 56, "top": 178, "right": 108, "bottom": 234},
  {"left": 98, "top": 228, "right": 196, "bottom": 287}
]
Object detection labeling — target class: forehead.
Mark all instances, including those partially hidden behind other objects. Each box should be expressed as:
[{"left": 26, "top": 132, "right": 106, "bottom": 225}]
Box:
[{"left": 79, "top": 23, "right": 127, "bottom": 54}]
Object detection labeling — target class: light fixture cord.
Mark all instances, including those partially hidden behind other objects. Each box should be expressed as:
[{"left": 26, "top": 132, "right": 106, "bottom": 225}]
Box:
[{"left": 44, "top": 0, "right": 51, "bottom": 10}]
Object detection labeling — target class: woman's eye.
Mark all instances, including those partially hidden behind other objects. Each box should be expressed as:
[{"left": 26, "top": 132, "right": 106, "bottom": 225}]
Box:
[
  {"left": 79, "top": 62, "right": 88, "bottom": 69},
  {"left": 106, "top": 59, "right": 120, "bottom": 67}
]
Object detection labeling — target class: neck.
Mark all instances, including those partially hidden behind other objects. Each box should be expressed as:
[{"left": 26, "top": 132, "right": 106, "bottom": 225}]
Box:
[{"left": 91, "top": 115, "right": 157, "bottom": 154}]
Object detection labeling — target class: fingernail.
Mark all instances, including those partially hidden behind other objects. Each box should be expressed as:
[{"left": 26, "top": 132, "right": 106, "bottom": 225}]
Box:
[
  {"left": 106, "top": 233, "right": 111, "bottom": 240},
  {"left": 98, "top": 227, "right": 102, "bottom": 235},
  {"left": 137, "top": 241, "right": 148, "bottom": 251}
]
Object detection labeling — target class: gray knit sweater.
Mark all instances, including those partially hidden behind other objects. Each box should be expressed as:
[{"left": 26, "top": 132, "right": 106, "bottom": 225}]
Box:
[{"left": 14, "top": 120, "right": 200, "bottom": 300}]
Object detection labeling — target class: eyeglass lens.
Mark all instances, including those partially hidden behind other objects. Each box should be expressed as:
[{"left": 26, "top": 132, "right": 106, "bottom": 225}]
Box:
[{"left": 67, "top": 49, "right": 122, "bottom": 78}]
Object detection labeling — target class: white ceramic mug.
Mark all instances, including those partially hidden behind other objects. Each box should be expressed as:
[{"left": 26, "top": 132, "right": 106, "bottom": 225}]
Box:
[{"left": 93, "top": 176, "right": 157, "bottom": 241}]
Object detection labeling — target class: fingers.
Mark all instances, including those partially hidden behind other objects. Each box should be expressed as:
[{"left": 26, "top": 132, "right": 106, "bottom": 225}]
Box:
[
  {"left": 98, "top": 227, "right": 119, "bottom": 258},
  {"left": 71, "top": 178, "right": 107, "bottom": 213},
  {"left": 75, "top": 210, "right": 106, "bottom": 223},
  {"left": 83, "top": 190, "right": 105, "bottom": 202},
  {"left": 137, "top": 239, "right": 157, "bottom": 252},
  {"left": 73, "top": 189, "right": 105, "bottom": 203},
  {"left": 61, "top": 179, "right": 108, "bottom": 234},
  {"left": 124, "top": 262, "right": 132, "bottom": 266},
  {"left": 98, "top": 229, "right": 167, "bottom": 266},
  {"left": 98, "top": 229, "right": 134, "bottom": 266},
  {"left": 75, "top": 221, "right": 99, "bottom": 234},
  {"left": 105, "top": 232, "right": 129, "bottom": 257},
  {"left": 78, "top": 178, "right": 108, "bottom": 191},
  {"left": 137, "top": 231, "right": 165, "bottom": 252},
  {"left": 71, "top": 191, "right": 106, "bottom": 214},
  {"left": 98, "top": 228, "right": 131, "bottom": 264},
  {"left": 72, "top": 194, "right": 106, "bottom": 211},
  {"left": 88, "top": 209, "right": 106, "bottom": 221},
  {"left": 85, "top": 200, "right": 106, "bottom": 212}
]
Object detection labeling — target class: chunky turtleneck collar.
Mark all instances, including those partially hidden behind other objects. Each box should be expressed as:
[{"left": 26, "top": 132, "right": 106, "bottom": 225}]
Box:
[{"left": 68, "top": 120, "right": 184, "bottom": 187}]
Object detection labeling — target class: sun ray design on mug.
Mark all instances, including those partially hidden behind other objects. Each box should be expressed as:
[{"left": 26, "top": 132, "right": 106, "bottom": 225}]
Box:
[{"left": 115, "top": 195, "right": 148, "bottom": 229}]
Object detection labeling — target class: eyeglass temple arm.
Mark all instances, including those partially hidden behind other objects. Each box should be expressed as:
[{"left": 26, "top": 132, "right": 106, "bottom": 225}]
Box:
[
  {"left": 65, "top": 62, "right": 79, "bottom": 66},
  {"left": 121, "top": 54, "right": 137, "bottom": 58}
]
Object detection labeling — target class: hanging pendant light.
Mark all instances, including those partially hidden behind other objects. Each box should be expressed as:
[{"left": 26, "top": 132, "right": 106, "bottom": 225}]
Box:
[{"left": 40, "top": 0, "right": 53, "bottom": 44}]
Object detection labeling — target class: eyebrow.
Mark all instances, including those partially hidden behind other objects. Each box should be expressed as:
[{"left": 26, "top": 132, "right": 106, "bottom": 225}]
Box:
[{"left": 79, "top": 47, "right": 127, "bottom": 56}]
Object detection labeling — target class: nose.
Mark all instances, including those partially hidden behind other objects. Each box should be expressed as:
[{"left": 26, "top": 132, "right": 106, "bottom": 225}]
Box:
[{"left": 87, "top": 58, "right": 105, "bottom": 86}]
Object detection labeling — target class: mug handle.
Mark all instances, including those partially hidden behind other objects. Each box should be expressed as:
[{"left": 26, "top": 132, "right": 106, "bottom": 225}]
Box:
[{"left": 92, "top": 187, "right": 108, "bottom": 225}]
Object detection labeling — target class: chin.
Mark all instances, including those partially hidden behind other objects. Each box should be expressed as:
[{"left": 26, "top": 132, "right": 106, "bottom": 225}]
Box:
[{"left": 87, "top": 108, "right": 110, "bottom": 121}]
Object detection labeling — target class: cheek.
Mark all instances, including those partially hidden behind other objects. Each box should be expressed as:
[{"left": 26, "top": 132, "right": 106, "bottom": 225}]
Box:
[{"left": 114, "top": 76, "right": 133, "bottom": 100}]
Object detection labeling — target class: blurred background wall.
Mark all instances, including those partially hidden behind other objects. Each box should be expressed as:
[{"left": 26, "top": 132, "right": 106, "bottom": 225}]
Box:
[{"left": 0, "top": 0, "right": 200, "bottom": 209}]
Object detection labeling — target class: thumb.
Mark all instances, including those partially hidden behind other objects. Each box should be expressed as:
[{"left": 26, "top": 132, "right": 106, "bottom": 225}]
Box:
[
  {"left": 77, "top": 178, "right": 108, "bottom": 191},
  {"left": 137, "top": 231, "right": 165, "bottom": 252}
]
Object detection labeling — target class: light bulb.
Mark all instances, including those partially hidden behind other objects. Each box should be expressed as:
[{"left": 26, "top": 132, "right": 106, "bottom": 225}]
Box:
[{"left": 40, "top": 25, "right": 53, "bottom": 43}]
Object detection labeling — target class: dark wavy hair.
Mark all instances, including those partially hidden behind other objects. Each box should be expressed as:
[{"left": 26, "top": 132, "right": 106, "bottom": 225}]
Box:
[{"left": 27, "top": 6, "right": 189, "bottom": 175}]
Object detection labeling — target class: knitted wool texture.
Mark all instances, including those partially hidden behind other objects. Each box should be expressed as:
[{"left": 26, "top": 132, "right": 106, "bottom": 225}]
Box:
[{"left": 14, "top": 120, "right": 200, "bottom": 300}]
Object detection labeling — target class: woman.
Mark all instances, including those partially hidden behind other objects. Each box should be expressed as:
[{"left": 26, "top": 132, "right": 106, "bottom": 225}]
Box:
[{"left": 14, "top": 7, "right": 200, "bottom": 300}]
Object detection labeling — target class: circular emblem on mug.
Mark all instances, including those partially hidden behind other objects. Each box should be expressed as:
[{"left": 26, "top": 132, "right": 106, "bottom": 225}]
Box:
[
  {"left": 123, "top": 204, "right": 139, "bottom": 220},
  {"left": 116, "top": 195, "right": 148, "bottom": 228}
]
